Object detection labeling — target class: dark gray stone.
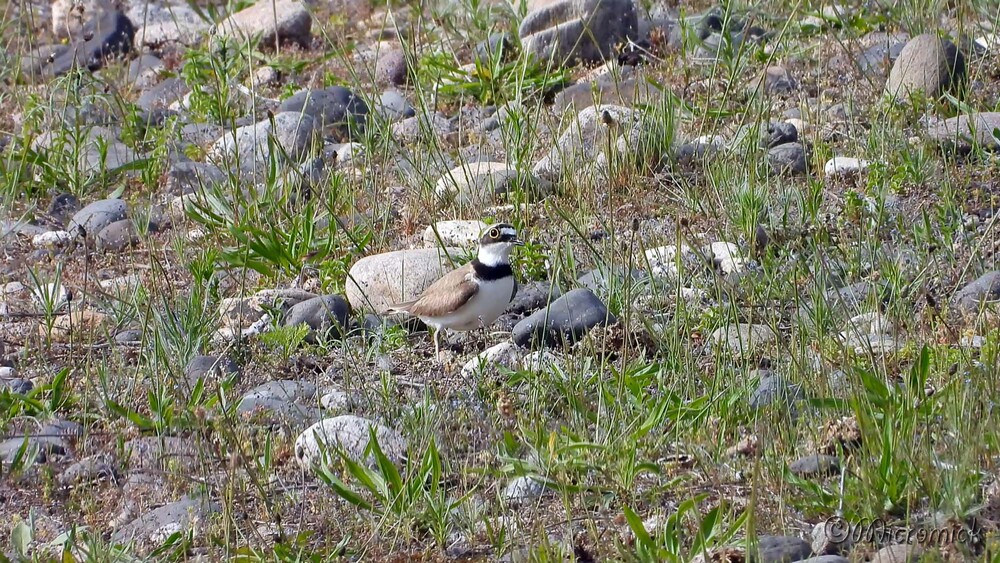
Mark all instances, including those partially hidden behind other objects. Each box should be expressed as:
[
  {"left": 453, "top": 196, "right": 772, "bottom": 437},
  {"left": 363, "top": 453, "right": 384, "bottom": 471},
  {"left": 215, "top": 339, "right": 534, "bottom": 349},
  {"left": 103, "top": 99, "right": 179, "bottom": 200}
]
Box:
[
  {"left": 512, "top": 288, "right": 616, "bottom": 348},
  {"left": 69, "top": 198, "right": 128, "bottom": 238},
  {"left": 1, "top": 379, "right": 33, "bottom": 395},
  {"left": 46, "top": 193, "right": 81, "bottom": 227},
  {"left": 951, "top": 271, "right": 1000, "bottom": 318},
  {"left": 519, "top": 0, "right": 638, "bottom": 66},
  {"left": 163, "top": 161, "right": 228, "bottom": 196},
  {"left": 766, "top": 121, "right": 798, "bottom": 148},
  {"left": 750, "top": 372, "right": 804, "bottom": 410},
  {"left": 796, "top": 557, "right": 849, "bottom": 563},
  {"left": 476, "top": 32, "right": 514, "bottom": 62},
  {"left": 184, "top": 355, "right": 240, "bottom": 382},
  {"left": 50, "top": 11, "right": 135, "bottom": 76},
  {"left": 859, "top": 37, "right": 908, "bottom": 77},
  {"left": 374, "top": 89, "right": 415, "bottom": 121},
  {"left": 114, "top": 329, "right": 143, "bottom": 344},
  {"left": 237, "top": 381, "right": 321, "bottom": 426},
  {"left": 283, "top": 295, "right": 351, "bottom": 340},
  {"left": 279, "top": 87, "right": 368, "bottom": 141},
  {"left": 374, "top": 47, "right": 409, "bottom": 87},
  {"left": 96, "top": 219, "right": 139, "bottom": 252},
  {"left": 753, "top": 535, "right": 812, "bottom": 562},
  {"left": 767, "top": 142, "right": 808, "bottom": 175},
  {"left": 137, "top": 77, "right": 189, "bottom": 111},
  {"left": 789, "top": 454, "right": 841, "bottom": 478},
  {"left": 506, "top": 281, "right": 561, "bottom": 315}
]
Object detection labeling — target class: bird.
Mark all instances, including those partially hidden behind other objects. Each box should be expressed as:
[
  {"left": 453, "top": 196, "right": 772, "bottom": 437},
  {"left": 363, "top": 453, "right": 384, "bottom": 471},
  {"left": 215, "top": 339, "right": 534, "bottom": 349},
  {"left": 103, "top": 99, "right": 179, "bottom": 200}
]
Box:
[{"left": 386, "top": 223, "right": 524, "bottom": 358}]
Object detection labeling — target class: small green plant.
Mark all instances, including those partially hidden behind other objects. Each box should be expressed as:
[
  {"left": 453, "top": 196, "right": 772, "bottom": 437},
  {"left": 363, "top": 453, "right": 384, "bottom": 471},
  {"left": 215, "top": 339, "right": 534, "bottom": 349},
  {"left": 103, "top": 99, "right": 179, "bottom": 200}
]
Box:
[
  {"left": 621, "top": 494, "right": 748, "bottom": 561},
  {"left": 259, "top": 323, "right": 310, "bottom": 362}
]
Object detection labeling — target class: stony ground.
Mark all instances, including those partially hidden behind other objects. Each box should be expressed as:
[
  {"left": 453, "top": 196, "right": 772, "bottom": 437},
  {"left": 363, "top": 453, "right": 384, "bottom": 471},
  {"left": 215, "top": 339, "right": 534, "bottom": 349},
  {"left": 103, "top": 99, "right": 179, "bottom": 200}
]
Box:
[{"left": 2, "top": 0, "right": 1000, "bottom": 560}]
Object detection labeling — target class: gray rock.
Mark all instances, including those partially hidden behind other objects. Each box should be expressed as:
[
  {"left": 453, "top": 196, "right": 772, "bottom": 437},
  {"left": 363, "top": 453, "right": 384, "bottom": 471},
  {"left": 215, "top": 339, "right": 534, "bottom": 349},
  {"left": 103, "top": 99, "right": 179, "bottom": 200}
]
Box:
[
  {"left": 184, "top": 355, "right": 240, "bottom": 383},
  {"left": 209, "top": 111, "right": 318, "bottom": 179},
  {"left": 283, "top": 295, "right": 351, "bottom": 340},
  {"left": 1, "top": 379, "right": 33, "bottom": 395},
  {"left": 218, "top": 288, "right": 318, "bottom": 330},
  {"left": 506, "top": 281, "right": 560, "bottom": 315},
  {"left": 279, "top": 87, "right": 367, "bottom": 141},
  {"left": 214, "top": 0, "right": 311, "bottom": 47},
  {"left": 294, "top": 415, "right": 407, "bottom": 468},
  {"left": 0, "top": 435, "right": 68, "bottom": 464},
  {"left": 20, "top": 45, "right": 70, "bottom": 80},
  {"left": 114, "top": 329, "right": 143, "bottom": 344},
  {"left": 238, "top": 381, "right": 320, "bottom": 426},
  {"left": 552, "top": 73, "right": 664, "bottom": 112},
  {"left": 163, "top": 161, "right": 228, "bottom": 195},
  {"left": 345, "top": 247, "right": 462, "bottom": 313},
  {"left": 374, "top": 89, "right": 415, "bottom": 121},
  {"left": 96, "top": 219, "right": 138, "bottom": 252},
  {"left": 951, "top": 271, "right": 1000, "bottom": 319},
  {"left": 712, "top": 324, "right": 777, "bottom": 358},
  {"left": 925, "top": 112, "right": 1000, "bottom": 153},
  {"left": 789, "top": 454, "right": 840, "bottom": 478},
  {"left": 757, "top": 65, "right": 797, "bottom": 94},
  {"left": 811, "top": 519, "right": 853, "bottom": 556},
  {"left": 434, "top": 161, "right": 546, "bottom": 206},
  {"left": 391, "top": 112, "right": 454, "bottom": 144},
  {"left": 766, "top": 121, "right": 798, "bottom": 148},
  {"left": 58, "top": 454, "right": 118, "bottom": 486},
  {"left": 126, "top": 54, "right": 165, "bottom": 90},
  {"left": 885, "top": 34, "right": 965, "bottom": 100},
  {"left": 49, "top": 10, "right": 135, "bottom": 76},
  {"left": 461, "top": 342, "right": 523, "bottom": 377},
  {"left": 858, "top": 34, "right": 908, "bottom": 77},
  {"left": 794, "top": 557, "right": 849, "bottom": 563},
  {"left": 504, "top": 476, "right": 547, "bottom": 505},
  {"left": 476, "top": 32, "right": 514, "bottom": 62},
  {"left": 512, "top": 288, "right": 616, "bottom": 348},
  {"left": 767, "top": 142, "right": 809, "bottom": 175},
  {"left": 533, "top": 104, "right": 660, "bottom": 183},
  {"left": 750, "top": 372, "right": 804, "bottom": 410},
  {"left": 130, "top": 2, "right": 210, "bottom": 49},
  {"left": 124, "top": 436, "right": 198, "bottom": 471},
  {"left": 753, "top": 535, "right": 812, "bottom": 562},
  {"left": 519, "top": 0, "right": 637, "bottom": 66},
  {"left": 374, "top": 46, "right": 409, "bottom": 87},
  {"left": 870, "top": 543, "right": 923, "bottom": 563},
  {"left": 112, "top": 496, "right": 218, "bottom": 544},
  {"left": 69, "top": 198, "right": 128, "bottom": 238},
  {"left": 577, "top": 268, "right": 646, "bottom": 295},
  {"left": 137, "top": 77, "right": 190, "bottom": 111}
]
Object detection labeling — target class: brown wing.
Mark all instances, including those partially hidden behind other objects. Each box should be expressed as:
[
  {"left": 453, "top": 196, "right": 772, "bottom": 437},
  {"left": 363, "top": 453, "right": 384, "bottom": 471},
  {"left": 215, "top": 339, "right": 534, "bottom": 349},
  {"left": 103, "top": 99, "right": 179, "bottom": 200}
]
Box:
[{"left": 389, "top": 264, "right": 479, "bottom": 318}]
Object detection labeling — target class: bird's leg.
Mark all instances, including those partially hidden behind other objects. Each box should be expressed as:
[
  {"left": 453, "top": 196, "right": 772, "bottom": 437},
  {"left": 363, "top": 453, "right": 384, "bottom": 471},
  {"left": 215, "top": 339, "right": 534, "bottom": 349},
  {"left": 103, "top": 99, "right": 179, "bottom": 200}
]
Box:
[{"left": 433, "top": 328, "right": 441, "bottom": 360}]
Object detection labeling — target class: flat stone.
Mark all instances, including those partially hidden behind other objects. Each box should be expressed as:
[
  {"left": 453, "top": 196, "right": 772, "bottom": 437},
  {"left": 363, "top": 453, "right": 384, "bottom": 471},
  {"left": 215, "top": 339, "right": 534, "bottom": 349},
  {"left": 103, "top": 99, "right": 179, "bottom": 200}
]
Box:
[
  {"left": 434, "top": 162, "right": 545, "bottom": 206},
  {"left": 750, "top": 371, "right": 804, "bottom": 410},
  {"left": 58, "top": 454, "right": 118, "bottom": 486},
  {"left": 512, "top": 288, "right": 616, "bottom": 348},
  {"left": 184, "top": 355, "right": 240, "bottom": 383},
  {"left": 112, "top": 496, "right": 218, "bottom": 545},
  {"left": 753, "top": 535, "right": 812, "bottom": 563},
  {"left": 214, "top": 0, "right": 311, "bottom": 47},
  {"left": 767, "top": 142, "right": 809, "bottom": 176},
  {"left": 870, "top": 543, "right": 923, "bottom": 563},
  {"left": 163, "top": 161, "right": 228, "bottom": 195},
  {"left": 824, "top": 156, "right": 870, "bottom": 176},
  {"left": 711, "top": 324, "right": 777, "bottom": 358},
  {"left": 789, "top": 454, "right": 841, "bottom": 478},
  {"left": 951, "top": 271, "right": 1000, "bottom": 320},
  {"left": 925, "top": 112, "right": 1000, "bottom": 153}
]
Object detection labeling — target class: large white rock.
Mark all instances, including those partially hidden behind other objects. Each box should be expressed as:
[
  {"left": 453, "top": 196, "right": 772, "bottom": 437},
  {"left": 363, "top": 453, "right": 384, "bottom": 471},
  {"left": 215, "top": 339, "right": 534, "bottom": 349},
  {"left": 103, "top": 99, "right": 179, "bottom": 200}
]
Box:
[
  {"left": 824, "top": 156, "right": 870, "bottom": 176},
  {"left": 294, "top": 415, "right": 407, "bottom": 469},
  {"left": 423, "top": 220, "right": 488, "bottom": 248},
  {"left": 345, "top": 247, "right": 463, "bottom": 313}
]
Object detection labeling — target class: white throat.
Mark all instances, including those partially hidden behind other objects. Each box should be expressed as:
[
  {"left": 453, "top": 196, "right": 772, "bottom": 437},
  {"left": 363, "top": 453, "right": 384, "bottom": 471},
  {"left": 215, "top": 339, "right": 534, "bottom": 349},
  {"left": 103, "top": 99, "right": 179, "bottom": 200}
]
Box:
[{"left": 477, "top": 243, "right": 512, "bottom": 267}]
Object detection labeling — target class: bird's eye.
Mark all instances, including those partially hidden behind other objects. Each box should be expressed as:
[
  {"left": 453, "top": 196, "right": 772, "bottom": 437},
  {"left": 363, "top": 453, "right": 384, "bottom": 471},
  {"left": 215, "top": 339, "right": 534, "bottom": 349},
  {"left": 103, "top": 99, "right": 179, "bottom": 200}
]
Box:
[{"left": 489, "top": 228, "right": 499, "bottom": 238}]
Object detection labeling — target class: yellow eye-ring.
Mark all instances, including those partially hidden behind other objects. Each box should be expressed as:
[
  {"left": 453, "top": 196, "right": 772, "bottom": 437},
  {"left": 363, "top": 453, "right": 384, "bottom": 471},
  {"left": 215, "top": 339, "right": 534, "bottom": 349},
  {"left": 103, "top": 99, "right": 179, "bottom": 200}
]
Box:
[{"left": 489, "top": 228, "right": 500, "bottom": 238}]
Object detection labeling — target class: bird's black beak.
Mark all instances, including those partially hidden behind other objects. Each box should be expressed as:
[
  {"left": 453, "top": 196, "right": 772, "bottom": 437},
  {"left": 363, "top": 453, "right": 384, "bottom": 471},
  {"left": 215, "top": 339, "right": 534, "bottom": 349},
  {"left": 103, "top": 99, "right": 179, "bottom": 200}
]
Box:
[{"left": 513, "top": 238, "right": 525, "bottom": 246}]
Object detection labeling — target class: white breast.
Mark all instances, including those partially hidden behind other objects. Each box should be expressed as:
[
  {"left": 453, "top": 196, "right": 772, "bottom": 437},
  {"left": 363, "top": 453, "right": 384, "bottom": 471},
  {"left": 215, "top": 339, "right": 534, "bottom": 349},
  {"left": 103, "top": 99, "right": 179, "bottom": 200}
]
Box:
[{"left": 420, "top": 276, "right": 515, "bottom": 332}]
